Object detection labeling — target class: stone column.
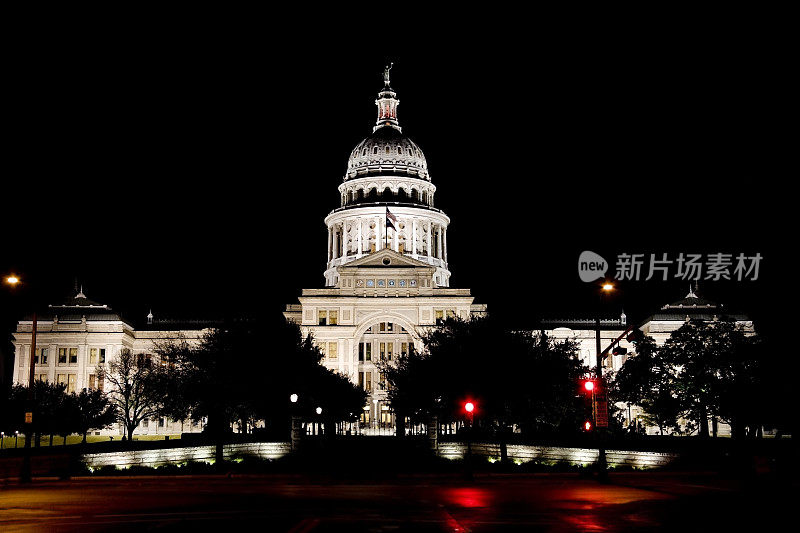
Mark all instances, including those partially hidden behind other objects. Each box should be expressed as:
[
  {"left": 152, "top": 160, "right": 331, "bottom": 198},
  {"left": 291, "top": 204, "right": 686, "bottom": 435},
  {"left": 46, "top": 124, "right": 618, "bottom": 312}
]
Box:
[
  {"left": 443, "top": 226, "right": 448, "bottom": 264},
  {"left": 357, "top": 219, "right": 363, "bottom": 256},
  {"left": 333, "top": 226, "right": 339, "bottom": 260},
  {"left": 393, "top": 219, "right": 399, "bottom": 252},
  {"left": 437, "top": 225, "right": 443, "bottom": 259},
  {"left": 426, "top": 222, "right": 432, "bottom": 258},
  {"left": 327, "top": 227, "right": 332, "bottom": 262},
  {"left": 412, "top": 219, "right": 417, "bottom": 255}
]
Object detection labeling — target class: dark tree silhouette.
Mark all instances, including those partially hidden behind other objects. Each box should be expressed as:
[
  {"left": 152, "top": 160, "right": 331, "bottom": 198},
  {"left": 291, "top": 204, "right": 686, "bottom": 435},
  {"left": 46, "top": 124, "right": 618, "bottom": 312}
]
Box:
[
  {"left": 154, "top": 316, "right": 366, "bottom": 463},
  {"left": 611, "top": 335, "right": 682, "bottom": 435},
  {"left": 381, "top": 316, "right": 590, "bottom": 440},
  {"left": 99, "top": 348, "right": 164, "bottom": 439},
  {"left": 74, "top": 388, "right": 117, "bottom": 443},
  {"left": 613, "top": 320, "right": 762, "bottom": 438}
]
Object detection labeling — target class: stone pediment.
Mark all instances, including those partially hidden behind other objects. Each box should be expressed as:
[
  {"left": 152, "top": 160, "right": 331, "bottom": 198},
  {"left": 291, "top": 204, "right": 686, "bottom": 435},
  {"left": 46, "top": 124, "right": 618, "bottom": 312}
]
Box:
[{"left": 341, "top": 249, "right": 433, "bottom": 270}]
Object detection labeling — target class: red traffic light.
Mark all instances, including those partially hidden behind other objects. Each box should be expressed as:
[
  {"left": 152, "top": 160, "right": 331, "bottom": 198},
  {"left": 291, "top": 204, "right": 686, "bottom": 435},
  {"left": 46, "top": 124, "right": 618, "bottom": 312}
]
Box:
[
  {"left": 583, "top": 380, "right": 595, "bottom": 392},
  {"left": 464, "top": 401, "right": 475, "bottom": 413},
  {"left": 584, "top": 420, "right": 593, "bottom": 431}
]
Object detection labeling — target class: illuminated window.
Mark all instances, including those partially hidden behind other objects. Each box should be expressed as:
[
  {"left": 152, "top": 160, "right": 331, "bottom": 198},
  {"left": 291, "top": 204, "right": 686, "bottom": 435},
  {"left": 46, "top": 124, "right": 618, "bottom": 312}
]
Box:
[
  {"left": 387, "top": 343, "right": 393, "bottom": 360},
  {"left": 34, "top": 347, "right": 47, "bottom": 365},
  {"left": 329, "top": 310, "right": 338, "bottom": 325},
  {"left": 69, "top": 348, "right": 78, "bottom": 364},
  {"left": 328, "top": 342, "right": 338, "bottom": 360},
  {"left": 37, "top": 373, "right": 47, "bottom": 382},
  {"left": 379, "top": 322, "right": 386, "bottom": 332},
  {"left": 435, "top": 310, "right": 444, "bottom": 325},
  {"left": 89, "top": 348, "right": 106, "bottom": 365},
  {"left": 401, "top": 343, "right": 408, "bottom": 357},
  {"left": 318, "top": 310, "right": 327, "bottom": 326},
  {"left": 380, "top": 343, "right": 386, "bottom": 360},
  {"left": 365, "top": 343, "right": 372, "bottom": 361},
  {"left": 58, "top": 348, "right": 67, "bottom": 364}
]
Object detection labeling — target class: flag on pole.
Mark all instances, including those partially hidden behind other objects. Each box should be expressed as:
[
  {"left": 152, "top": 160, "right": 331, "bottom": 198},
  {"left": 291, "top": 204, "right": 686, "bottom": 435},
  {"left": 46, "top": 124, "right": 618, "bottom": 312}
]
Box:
[{"left": 386, "top": 207, "right": 397, "bottom": 231}]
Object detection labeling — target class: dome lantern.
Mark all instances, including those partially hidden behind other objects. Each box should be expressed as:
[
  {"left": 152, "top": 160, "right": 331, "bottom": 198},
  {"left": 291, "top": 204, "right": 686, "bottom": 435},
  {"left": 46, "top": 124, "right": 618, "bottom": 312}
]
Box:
[{"left": 374, "top": 63, "right": 401, "bottom": 133}]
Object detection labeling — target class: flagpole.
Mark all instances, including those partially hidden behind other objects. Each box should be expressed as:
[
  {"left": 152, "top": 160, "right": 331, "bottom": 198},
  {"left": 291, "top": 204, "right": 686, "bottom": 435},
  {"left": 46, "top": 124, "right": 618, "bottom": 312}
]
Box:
[{"left": 385, "top": 205, "right": 388, "bottom": 250}]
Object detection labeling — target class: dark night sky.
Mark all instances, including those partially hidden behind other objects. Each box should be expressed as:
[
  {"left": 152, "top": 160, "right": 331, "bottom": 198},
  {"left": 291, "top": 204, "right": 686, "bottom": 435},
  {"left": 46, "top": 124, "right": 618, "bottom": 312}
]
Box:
[{"left": 0, "top": 25, "right": 791, "bottom": 384}]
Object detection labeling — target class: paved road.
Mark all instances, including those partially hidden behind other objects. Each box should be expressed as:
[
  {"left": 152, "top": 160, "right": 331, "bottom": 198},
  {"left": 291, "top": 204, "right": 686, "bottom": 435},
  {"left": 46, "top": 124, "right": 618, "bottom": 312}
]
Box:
[{"left": 0, "top": 472, "right": 795, "bottom": 531}]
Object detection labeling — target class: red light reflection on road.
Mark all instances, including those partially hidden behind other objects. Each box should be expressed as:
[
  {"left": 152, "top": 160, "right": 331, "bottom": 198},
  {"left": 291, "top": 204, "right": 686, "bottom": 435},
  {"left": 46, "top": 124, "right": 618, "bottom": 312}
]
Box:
[{"left": 443, "top": 487, "right": 490, "bottom": 508}]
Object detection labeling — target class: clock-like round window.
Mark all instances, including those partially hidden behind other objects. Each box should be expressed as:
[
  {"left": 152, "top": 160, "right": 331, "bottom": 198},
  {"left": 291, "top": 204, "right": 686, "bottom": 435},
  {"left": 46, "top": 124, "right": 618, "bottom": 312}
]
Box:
[{"left": 382, "top": 258, "right": 391, "bottom": 265}]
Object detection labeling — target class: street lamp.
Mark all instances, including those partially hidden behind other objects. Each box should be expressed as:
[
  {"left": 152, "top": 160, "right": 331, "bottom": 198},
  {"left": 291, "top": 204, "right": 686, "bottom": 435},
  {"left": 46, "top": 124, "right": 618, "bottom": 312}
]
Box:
[
  {"left": 290, "top": 393, "right": 298, "bottom": 404},
  {"left": 15, "top": 431, "right": 20, "bottom": 448},
  {"left": 594, "top": 281, "right": 614, "bottom": 481},
  {"left": 5, "top": 274, "right": 37, "bottom": 482}
]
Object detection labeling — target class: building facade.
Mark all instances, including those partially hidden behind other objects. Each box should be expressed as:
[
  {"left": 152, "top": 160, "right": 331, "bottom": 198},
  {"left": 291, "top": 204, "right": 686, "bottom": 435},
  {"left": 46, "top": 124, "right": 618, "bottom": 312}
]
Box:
[
  {"left": 541, "top": 286, "right": 755, "bottom": 435},
  {"left": 284, "top": 69, "right": 486, "bottom": 427},
  {"left": 10, "top": 289, "right": 209, "bottom": 436}
]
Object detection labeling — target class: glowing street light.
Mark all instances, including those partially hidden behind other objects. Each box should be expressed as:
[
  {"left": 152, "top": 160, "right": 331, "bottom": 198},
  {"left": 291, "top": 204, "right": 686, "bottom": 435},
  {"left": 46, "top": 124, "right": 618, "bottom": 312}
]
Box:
[
  {"left": 602, "top": 283, "right": 614, "bottom": 292},
  {"left": 315, "top": 407, "right": 322, "bottom": 415},
  {"left": 584, "top": 380, "right": 595, "bottom": 392},
  {"left": 5, "top": 275, "right": 20, "bottom": 286},
  {"left": 290, "top": 393, "right": 298, "bottom": 403},
  {"left": 464, "top": 402, "right": 475, "bottom": 413}
]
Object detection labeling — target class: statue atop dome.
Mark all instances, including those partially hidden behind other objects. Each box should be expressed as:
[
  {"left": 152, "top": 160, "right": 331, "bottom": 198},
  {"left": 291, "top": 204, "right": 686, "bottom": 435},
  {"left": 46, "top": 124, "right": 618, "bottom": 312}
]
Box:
[{"left": 382, "top": 63, "right": 393, "bottom": 87}]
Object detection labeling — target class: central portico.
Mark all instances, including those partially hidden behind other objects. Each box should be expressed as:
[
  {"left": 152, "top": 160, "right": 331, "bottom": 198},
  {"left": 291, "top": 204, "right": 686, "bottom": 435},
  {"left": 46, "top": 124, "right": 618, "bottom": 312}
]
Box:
[{"left": 285, "top": 69, "right": 485, "bottom": 427}]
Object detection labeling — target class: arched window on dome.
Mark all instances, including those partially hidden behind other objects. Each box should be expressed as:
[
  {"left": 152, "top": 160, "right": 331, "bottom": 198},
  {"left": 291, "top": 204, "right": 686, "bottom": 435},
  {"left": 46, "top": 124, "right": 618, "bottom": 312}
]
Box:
[
  {"left": 422, "top": 191, "right": 428, "bottom": 204},
  {"left": 373, "top": 147, "right": 378, "bottom": 155},
  {"left": 367, "top": 188, "right": 377, "bottom": 201},
  {"left": 362, "top": 149, "right": 367, "bottom": 156},
  {"left": 397, "top": 188, "right": 408, "bottom": 202},
  {"left": 411, "top": 189, "right": 419, "bottom": 203},
  {"left": 397, "top": 146, "right": 402, "bottom": 154},
  {"left": 382, "top": 187, "right": 392, "bottom": 199},
  {"left": 356, "top": 188, "right": 364, "bottom": 203},
  {"left": 385, "top": 146, "right": 390, "bottom": 154}
]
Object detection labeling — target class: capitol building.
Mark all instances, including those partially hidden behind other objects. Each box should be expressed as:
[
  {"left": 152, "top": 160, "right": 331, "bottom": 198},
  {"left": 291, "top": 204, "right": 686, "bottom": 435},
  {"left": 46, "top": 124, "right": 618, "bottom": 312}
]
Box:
[{"left": 283, "top": 67, "right": 486, "bottom": 426}]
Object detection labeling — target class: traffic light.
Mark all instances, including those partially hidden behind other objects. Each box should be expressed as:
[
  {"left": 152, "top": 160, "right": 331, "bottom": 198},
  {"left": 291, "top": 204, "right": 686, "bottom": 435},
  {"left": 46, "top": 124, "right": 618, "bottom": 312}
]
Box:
[
  {"left": 612, "top": 346, "right": 627, "bottom": 356},
  {"left": 584, "top": 420, "right": 593, "bottom": 431},
  {"left": 464, "top": 401, "right": 475, "bottom": 414},
  {"left": 582, "top": 379, "right": 595, "bottom": 392}
]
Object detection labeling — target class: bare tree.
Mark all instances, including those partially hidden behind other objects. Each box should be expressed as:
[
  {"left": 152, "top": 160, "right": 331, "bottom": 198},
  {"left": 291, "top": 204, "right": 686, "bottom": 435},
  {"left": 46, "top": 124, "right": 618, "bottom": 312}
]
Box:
[{"left": 99, "top": 348, "right": 163, "bottom": 439}]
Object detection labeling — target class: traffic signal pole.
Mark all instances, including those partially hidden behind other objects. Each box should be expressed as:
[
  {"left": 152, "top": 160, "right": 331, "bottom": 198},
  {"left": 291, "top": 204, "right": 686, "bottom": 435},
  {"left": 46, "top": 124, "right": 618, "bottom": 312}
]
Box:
[{"left": 594, "top": 313, "right": 608, "bottom": 481}]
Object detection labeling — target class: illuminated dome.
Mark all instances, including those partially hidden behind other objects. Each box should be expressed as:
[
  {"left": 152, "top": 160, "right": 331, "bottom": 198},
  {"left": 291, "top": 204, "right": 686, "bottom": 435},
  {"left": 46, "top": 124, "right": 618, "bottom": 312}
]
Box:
[
  {"left": 345, "top": 127, "right": 429, "bottom": 181},
  {"left": 343, "top": 72, "right": 430, "bottom": 182}
]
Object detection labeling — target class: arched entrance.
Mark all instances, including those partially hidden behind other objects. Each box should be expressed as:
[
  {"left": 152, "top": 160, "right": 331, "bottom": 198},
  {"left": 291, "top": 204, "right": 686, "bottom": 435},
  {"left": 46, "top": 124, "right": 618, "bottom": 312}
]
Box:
[{"left": 352, "top": 315, "right": 421, "bottom": 434}]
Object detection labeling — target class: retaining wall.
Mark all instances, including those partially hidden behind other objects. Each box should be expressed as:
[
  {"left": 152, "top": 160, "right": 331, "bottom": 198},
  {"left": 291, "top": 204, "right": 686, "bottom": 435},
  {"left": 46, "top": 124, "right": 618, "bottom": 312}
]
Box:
[
  {"left": 81, "top": 442, "right": 291, "bottom": 469},
  {"left": 437, "top": 442, "right": 678, "bottom": 469}
]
